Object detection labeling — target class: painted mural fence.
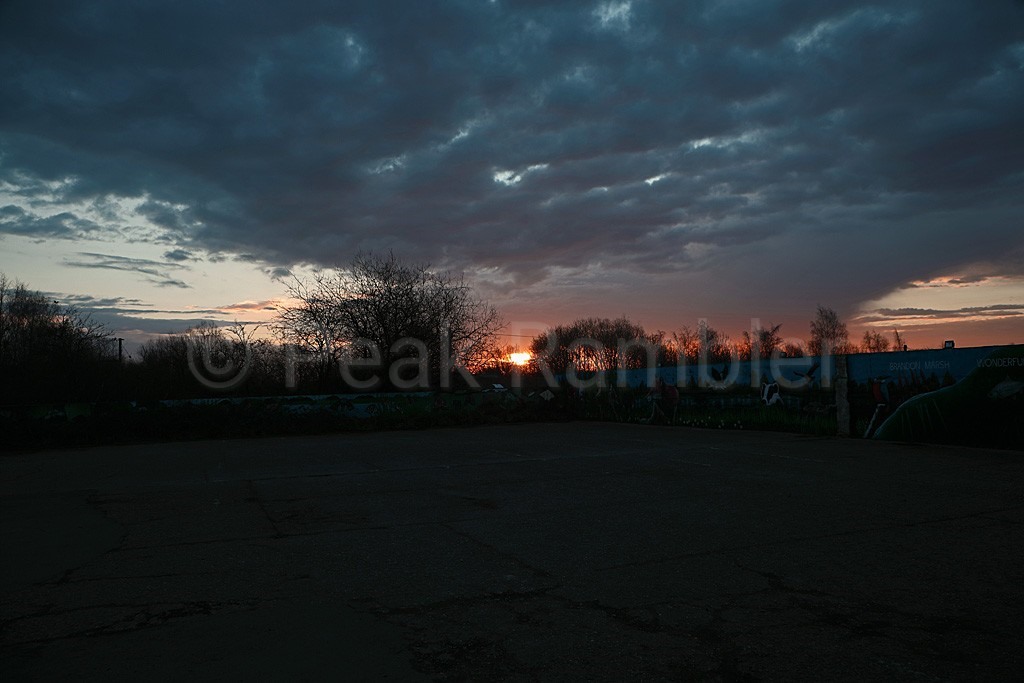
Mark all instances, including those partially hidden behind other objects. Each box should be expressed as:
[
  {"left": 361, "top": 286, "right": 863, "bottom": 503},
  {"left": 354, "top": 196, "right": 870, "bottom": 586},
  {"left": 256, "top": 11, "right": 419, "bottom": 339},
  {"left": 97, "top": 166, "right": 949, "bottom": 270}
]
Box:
[
  {"left": 848, "top": 344, "right": 1023, "bottom": 448},
  {"left": 561, "top": 344, "right": 1022, "bottom": 446},
  {"left": 565, "top": 357, "right": 838, "bottom": 435}
]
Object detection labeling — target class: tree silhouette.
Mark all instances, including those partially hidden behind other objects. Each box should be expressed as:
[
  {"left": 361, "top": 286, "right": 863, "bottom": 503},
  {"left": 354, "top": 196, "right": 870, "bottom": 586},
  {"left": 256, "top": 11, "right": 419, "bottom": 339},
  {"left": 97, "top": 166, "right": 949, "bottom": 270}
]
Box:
[
  {"left": 0, "top": 274, "right": 115, "bottom": 403},
  {"left": 277, "top": 253, "right": 503, "bottom": 389},
  {"left": 530, "top": 317, "right": 661, "bottom": 376},
  {"left": 740, "top": 322, "right": 784, "bottom": 360},
  {"left": 808, "top": 305, "right": 851, "bottom": 356},
  {"left": 861, "top": 330, "right": 890, "bottom": 353}
]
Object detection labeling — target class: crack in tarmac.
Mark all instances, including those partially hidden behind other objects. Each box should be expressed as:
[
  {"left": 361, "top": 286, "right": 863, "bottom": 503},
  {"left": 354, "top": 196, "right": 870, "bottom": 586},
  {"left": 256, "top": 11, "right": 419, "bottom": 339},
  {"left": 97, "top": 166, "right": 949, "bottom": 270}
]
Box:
[{"left": 2, "top": 600, "right": 255, "bottom": 647}]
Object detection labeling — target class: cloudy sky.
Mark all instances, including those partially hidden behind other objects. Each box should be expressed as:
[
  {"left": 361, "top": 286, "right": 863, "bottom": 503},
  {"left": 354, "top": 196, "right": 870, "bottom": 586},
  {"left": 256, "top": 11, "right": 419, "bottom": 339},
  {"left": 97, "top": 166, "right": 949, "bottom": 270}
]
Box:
[{"left": 1, "top": 0, "right": 1022, "bottom": 351}]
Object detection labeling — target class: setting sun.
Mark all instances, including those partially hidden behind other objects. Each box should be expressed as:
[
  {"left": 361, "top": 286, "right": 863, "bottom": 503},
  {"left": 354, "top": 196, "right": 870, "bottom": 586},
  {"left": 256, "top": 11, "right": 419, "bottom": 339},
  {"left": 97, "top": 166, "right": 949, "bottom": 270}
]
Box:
[{"left": 509, "top": 352, "right": 531, "bottom": 366}]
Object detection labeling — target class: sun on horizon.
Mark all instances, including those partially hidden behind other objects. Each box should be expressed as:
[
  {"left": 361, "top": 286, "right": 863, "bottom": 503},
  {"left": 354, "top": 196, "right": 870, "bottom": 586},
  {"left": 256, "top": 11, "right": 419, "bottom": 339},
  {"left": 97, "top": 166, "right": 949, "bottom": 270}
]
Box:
[{"left": 509, "top": 352, "right": 532, "bottom": 366}]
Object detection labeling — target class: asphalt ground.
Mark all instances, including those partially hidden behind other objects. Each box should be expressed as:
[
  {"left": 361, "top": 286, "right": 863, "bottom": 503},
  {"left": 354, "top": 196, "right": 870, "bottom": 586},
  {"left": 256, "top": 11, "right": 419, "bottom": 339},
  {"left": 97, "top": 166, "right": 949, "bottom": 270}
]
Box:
[{"left": 2, "top": 423, "right": 1023, "bottom": 681}]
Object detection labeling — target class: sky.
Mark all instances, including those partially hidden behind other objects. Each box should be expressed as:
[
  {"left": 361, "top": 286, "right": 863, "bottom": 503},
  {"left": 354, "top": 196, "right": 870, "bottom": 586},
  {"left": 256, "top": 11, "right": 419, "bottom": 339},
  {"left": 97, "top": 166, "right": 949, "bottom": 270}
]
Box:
[{"left": 1, "top": 0, "right": 1022, "bottom": 354}]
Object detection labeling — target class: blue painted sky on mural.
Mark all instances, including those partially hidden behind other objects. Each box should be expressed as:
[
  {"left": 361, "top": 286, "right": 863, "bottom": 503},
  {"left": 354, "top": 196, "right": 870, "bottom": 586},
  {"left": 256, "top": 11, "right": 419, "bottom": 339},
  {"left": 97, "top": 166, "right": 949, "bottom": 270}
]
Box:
[{"left": 1, "top": 0, "right": 1022, "bottom": 347}]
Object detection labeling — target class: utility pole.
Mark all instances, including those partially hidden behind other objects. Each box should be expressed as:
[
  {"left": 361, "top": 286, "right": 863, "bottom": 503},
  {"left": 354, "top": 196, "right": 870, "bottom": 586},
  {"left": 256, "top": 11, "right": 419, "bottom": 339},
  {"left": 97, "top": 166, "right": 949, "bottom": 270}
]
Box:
[{"left": 117, "top": 338, "right": 124, "bottom": 363}]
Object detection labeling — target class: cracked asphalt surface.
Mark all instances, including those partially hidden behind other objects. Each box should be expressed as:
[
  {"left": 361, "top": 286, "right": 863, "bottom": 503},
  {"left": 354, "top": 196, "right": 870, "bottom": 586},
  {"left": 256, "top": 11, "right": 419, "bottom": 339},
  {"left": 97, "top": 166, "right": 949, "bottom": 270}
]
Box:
[{"left": 2, "top": 423, "right": 1023, "bottom": 680}]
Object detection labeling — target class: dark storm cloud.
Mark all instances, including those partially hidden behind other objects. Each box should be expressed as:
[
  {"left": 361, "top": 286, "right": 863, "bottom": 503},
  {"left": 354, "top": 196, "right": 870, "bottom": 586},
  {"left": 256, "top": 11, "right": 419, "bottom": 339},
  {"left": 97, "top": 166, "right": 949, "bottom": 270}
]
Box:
[
  {"left": 162, "top": 248, "right": 197, "bottom": 262},
  {"left": 265, "top": 266, "right": 292, "bottom": 280},
  {"left": 0, "top": 205, "right": 103, "bottom": 239},
  {"left": 2, "top": 0, "right": 1022, "bottom": 316}
]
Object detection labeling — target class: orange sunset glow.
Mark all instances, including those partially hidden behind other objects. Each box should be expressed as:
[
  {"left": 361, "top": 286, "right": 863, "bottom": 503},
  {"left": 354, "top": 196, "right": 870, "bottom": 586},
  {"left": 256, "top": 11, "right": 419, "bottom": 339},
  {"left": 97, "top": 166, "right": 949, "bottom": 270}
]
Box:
[{"left": 509, "top": 352, "right": 532, "bottom": 366}]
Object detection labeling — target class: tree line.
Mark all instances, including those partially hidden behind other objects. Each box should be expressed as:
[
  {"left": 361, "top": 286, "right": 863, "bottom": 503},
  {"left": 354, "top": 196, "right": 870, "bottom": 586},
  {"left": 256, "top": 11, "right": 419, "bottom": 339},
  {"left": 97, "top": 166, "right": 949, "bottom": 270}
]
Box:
[
  {"left": 2, "top": 255, "right": 910, "bottom": 405},
  {"left": 0, "top": 275, "right": 117, "bottom": 404},
  {"left": 523, "top": 305, "right": 906, "bottom": 377}
]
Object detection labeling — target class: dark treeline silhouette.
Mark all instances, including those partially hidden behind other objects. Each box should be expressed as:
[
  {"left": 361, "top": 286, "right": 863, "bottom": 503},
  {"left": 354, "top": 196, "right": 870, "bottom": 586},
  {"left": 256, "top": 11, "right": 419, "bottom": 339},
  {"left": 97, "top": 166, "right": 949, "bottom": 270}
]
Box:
[
  {"left": 526, "top": 315, "right": 850, "bottom": 376},
  {"left": 0, "top": 275, "right": 117, "bottom": 404},
  {"left": 2, "top": 260, "right": 912, "bottom": 406},
  {"left": 129, "top": 322, "right": 293, "bottom": 400}
]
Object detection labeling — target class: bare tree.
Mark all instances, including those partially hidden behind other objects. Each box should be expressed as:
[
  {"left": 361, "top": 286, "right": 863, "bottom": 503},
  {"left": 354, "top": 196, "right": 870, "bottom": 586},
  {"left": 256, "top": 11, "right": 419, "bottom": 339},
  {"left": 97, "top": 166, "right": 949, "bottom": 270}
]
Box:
[
  {"left": 669, "top": 326, "right": 699, "bottom": 364},
  {"left": 697, "top": 320, "right": 733, "bottom": 364},
  {"left": 782, "top": 341, "right": 805, "bottom": 358},
  {"left": 861, "top": 330, "right": 890, "bottom": 353},
  {"left": 136, "top": 322, "right": 227, "bottom": 397},
  {"left": 740, "top": 322, "right": 784, "bottom": 360},
  {"left": 466, "top": 343, "right": 524, "bottom": 375},
  {"left": 808, "top": 305, "right": 851, "bottom": 356},
  {"left": 133, "top": 322, "right": 283, "bottom": 397},
  {"left": 0, "top": 274, "right": 115, "bottom": 402},
  {"left": 669, "top": 322, "right": 733, "bottom": 364},
  {"left": 529, "top": 317, "right": 660, "bottom": 376},
  {"left": 275, "top": 273, "right": 347, "bottom": 388},
  {"left": 276, "top": 253, "right": 504, "bottom": 388}
]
